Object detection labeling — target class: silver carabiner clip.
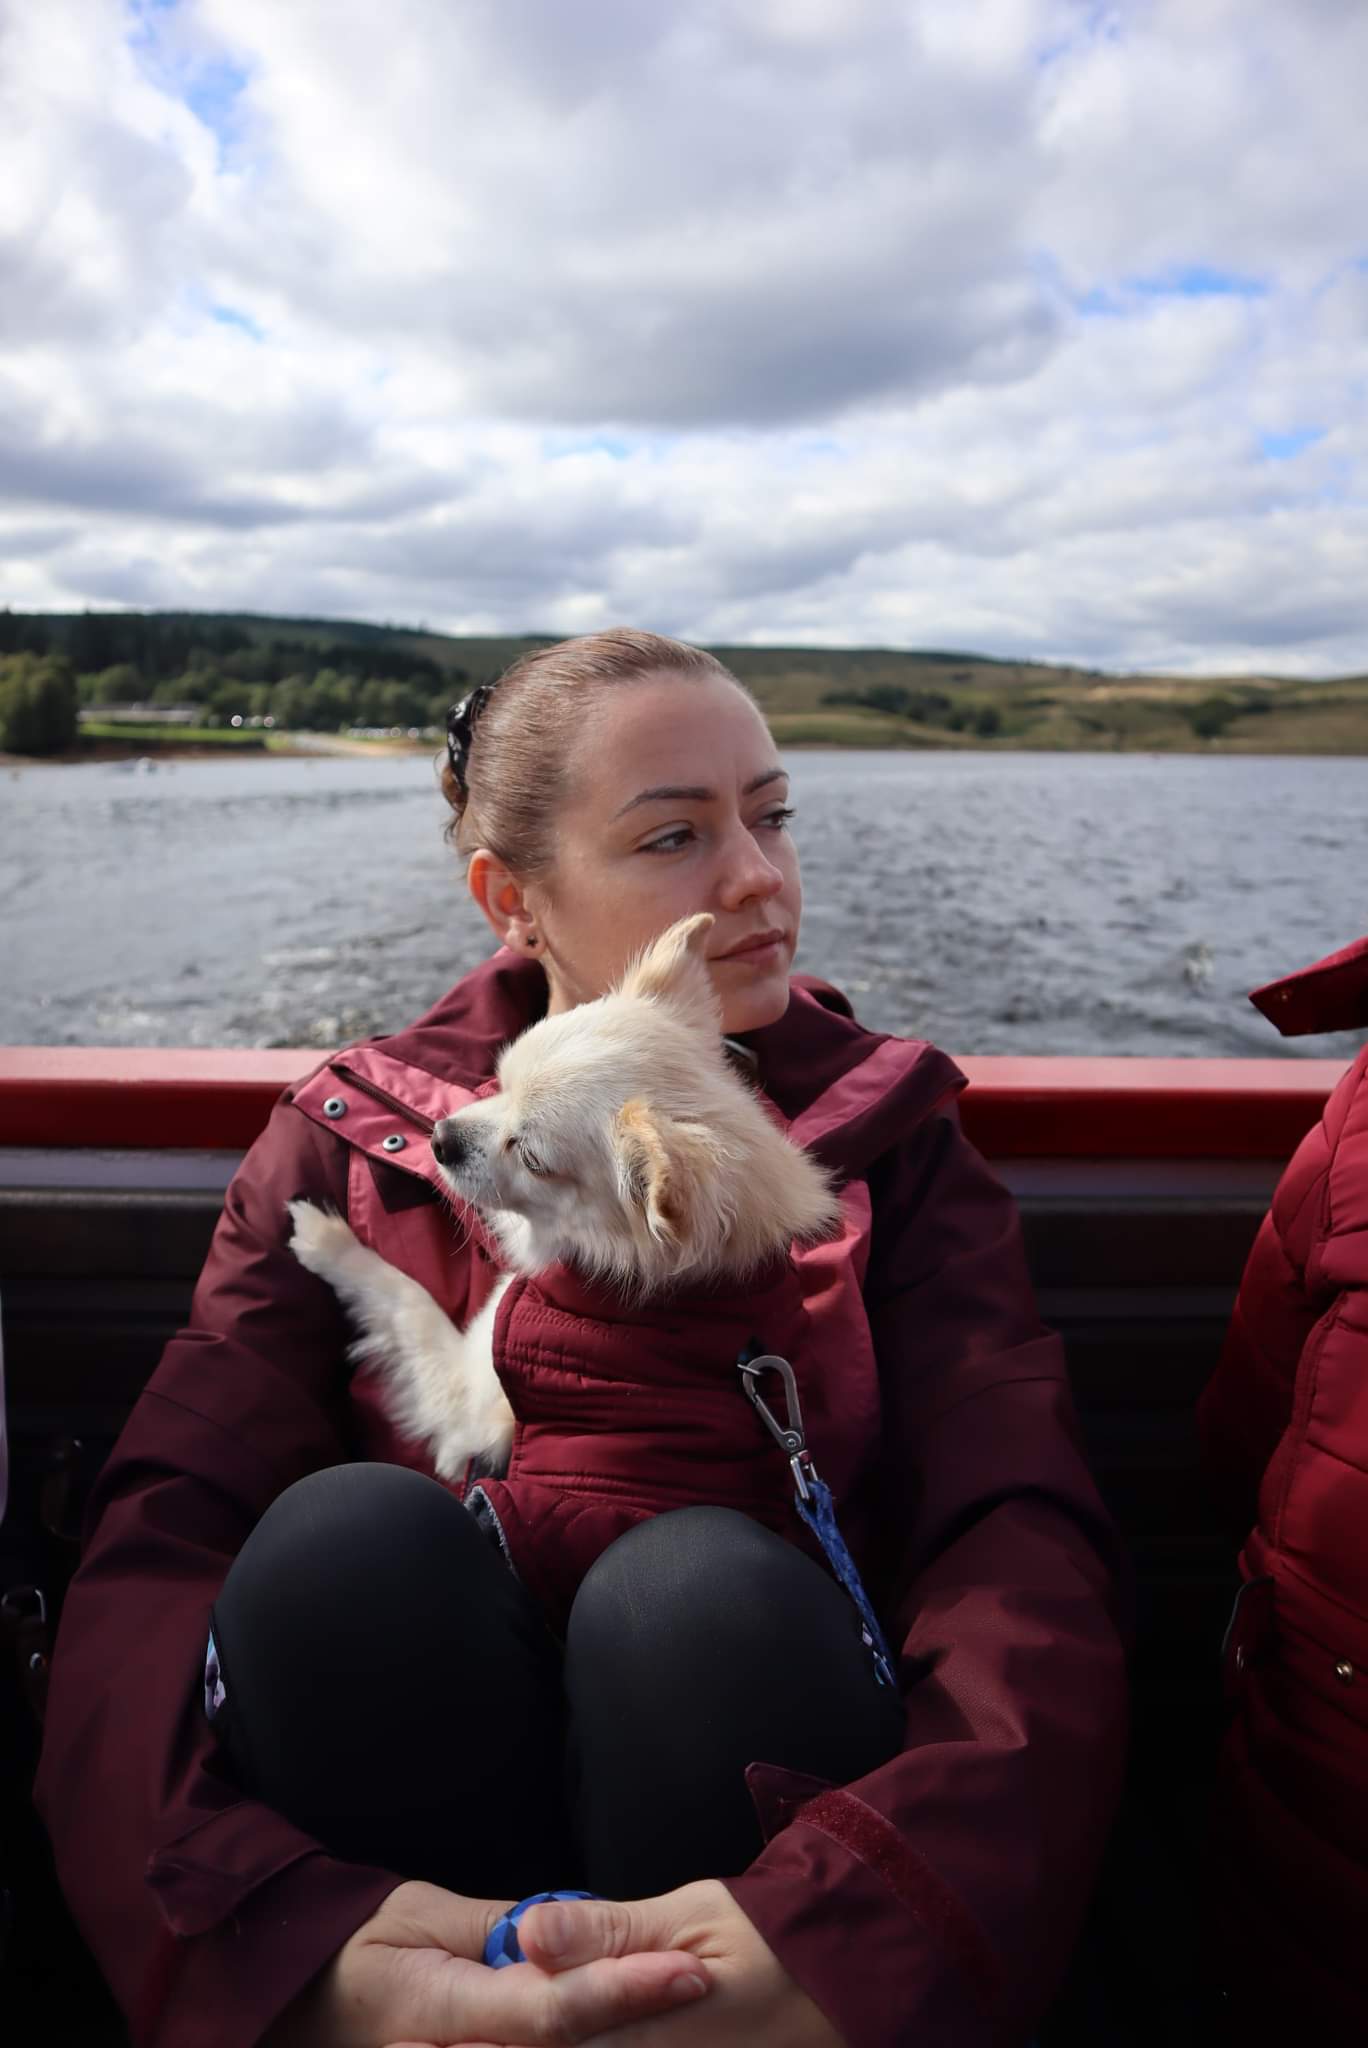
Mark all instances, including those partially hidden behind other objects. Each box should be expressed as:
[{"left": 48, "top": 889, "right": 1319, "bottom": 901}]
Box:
[{"left": 738, "top": 1352, "right": 816, "bottom": 1503}]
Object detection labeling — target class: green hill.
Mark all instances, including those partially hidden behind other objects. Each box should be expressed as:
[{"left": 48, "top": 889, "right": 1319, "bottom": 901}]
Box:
[{"left": 3, "top": 607, "right": 1366, "bottom": 754}]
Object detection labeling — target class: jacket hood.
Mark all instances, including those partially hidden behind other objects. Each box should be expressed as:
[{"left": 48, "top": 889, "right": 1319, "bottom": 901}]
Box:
[
  {"left": 1250, "top": 934, "right": 1368, "bottom": 1037},
  {"left": 363, "top": 948, "right": 964, "bottom": 1181}
]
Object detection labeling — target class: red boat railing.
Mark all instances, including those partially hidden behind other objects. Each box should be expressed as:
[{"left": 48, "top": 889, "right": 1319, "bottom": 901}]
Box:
[{"left": 0, "top": 1047, "right": 1350, "bottom": 1158}]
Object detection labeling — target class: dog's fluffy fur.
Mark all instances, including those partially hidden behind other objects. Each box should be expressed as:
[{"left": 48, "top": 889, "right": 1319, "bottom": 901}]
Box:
[{"left": 288, "top": 912, "right": 839, "bottom": 1480}]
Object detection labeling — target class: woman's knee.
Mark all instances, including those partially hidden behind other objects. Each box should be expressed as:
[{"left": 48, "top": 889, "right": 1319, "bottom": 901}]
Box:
[
  {"left": 237, "top": 1459, "right": 470, "bottom": 1568},
  {"left": 216, "top": 1461, "right": 474, "bottom": 1632},
  {"left": 568, "top": 1504, "right": 847, "bottom": 1661},
  {"left": 210, "top": 1462, "right": 538, "bottom": 1726},
  {"left": 564, "top": 1507, "right": 902, "bottom": 1894},
  {"left": 209, "top": 1463, "right": 572, "bottom": 1889}
]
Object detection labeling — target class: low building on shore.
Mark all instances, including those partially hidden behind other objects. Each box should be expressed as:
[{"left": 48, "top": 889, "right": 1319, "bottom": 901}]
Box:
[{"left": 78, "top": 704, "right": 203, "bottom": 725}]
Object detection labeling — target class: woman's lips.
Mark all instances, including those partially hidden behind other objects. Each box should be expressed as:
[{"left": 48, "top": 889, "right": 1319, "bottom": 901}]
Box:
[{"left": 715, "top": 932, "right": 786, "bottom": 964}]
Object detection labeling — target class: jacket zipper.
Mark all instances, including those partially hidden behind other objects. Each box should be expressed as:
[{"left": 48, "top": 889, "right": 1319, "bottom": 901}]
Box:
[{"left": 464, "top": 1485, "right": 521, "bottom": 1578}]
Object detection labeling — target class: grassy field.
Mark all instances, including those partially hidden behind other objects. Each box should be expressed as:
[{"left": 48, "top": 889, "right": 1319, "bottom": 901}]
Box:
[
  {"left": 78, "top": 722, "right": 269, "bottom": 751},
  {"left": 765, "top": 709, "right": 969, "bottom": 748},
  {"left": 748, "top": 668, "right": 1368, "bottom": 753}
]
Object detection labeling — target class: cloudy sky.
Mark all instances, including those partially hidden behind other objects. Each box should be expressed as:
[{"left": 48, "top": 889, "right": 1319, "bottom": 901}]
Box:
[{"left": 2, "top": 0, "right": 1366, "bottom": 674}]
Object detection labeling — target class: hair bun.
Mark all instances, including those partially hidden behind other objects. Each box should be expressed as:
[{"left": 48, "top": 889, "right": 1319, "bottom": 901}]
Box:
[{"left": 445, "top": 681, "right": 498, "bottom": 797}]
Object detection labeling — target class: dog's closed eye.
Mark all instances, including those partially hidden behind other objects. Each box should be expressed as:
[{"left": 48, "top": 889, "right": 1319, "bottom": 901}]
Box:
[{"left": 507, "top": 1135, "right": 564, "bottom": 1180}]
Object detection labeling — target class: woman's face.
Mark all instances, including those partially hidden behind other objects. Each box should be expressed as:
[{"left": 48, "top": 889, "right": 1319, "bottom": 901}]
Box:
[{"left": 525, "top": 673, "right": 801, "bottom": 1035}]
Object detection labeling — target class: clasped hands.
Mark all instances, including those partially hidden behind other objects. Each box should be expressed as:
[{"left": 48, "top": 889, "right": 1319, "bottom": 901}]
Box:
[{"left": 265, "top": 1876, "right": 845, "bottom": 2048}]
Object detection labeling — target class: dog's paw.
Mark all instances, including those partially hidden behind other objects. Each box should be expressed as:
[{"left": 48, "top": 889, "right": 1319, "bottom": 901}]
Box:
[{"left": 286, "top": 1199, "right": 359, "bottom": 1279}]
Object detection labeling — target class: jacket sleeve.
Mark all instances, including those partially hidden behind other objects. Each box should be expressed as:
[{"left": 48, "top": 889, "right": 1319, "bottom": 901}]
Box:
[
  {"left": 725, "top": 1105, "right": 1129, "bottom": 2047},
  {"left": 1195, "top": 1055, "right": 1364, "bottom": 1541},
  {"left": 34, "top": 1096, "right": 402, "bottom": 2048}
]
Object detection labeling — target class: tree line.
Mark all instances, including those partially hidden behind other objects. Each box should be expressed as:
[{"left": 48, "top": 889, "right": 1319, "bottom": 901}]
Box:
[
  {"left": 0, "top": 654, "right": 80, "bottom": 755},
  {"left": 0, "top": 611, "right": 470, "bottom": 755}
]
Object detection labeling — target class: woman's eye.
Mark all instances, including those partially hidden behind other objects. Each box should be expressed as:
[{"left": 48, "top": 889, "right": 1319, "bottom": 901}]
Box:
[{"left": 639, "top": 809, "right": 793, "bottom": 855}]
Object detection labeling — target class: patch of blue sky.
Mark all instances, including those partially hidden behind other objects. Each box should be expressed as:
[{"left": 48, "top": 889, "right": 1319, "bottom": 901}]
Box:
[
  {"left": 1067, "top": 266, "right": 1269, "bottom": 318},
  {"left": 127, "top": 0, "right": 251, "bottom": 156},
  {"left": 210, "top": 303, "right": 265, "bottom": 342},
  {"left": 541, "top": 432, "right": 648, "bottom": 462},
  {"left": 1129, "top": 266, "right": 1269, "bottom": 299},
  {"left": 126, "top": 0, "right": 179, "bottom": 60},
  {"left": 182, "top": 59, "right": 251, "bottom": 144},
  {"left": 179, "top": 282, "right": 265, "bottom": 341},
  {"left": 1035, "top": 6, "right": 1122, "bottom": 69},
  {"left": 1028, "top": 249, "right": 1125, "bottom": 319},
  {"left": 1259, "top": 427, "right": 1326, "bottom": 461},
  {"left": 1075, "top": 286, "right": 1126, "bottom": 318}
]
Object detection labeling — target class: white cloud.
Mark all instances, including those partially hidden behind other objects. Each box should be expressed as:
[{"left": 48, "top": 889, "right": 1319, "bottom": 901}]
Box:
[{"left": 0, "top": 0, "right": 1364, "bottom": 673}]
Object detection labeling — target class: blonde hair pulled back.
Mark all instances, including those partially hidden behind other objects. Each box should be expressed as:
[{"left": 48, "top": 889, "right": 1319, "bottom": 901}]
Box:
[{"left": 441, "top": 627, "right": 744, "bottom": 879}]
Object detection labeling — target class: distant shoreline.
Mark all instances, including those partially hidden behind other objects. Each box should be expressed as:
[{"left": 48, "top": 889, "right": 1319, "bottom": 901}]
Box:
[
  {"left": 1, "top": 733, "right": 437, "bottom": 768},
  {"left": 8, "top": 729, "right": 1368, "bottom": 769},
  {"left": 8, "top": 610, "right": 1368, "bottom": 758}
]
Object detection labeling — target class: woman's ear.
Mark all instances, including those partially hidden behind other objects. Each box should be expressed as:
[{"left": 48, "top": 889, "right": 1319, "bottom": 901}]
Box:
[
  {"left": 616, "top": 914, "right": 721, "bottom": 1033},
  {"left": 468, "top": 848, "right": 537, "bottom": 953}
]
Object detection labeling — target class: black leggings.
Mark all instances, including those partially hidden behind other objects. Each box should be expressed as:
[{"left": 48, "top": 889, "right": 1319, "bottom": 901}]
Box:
[{"left": 210, "top": 1464, "right": 903, "bottom": 1901}]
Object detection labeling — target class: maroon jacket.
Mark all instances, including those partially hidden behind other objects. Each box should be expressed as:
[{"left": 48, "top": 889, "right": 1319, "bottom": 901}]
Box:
[
  {"left": 37, "top": 950, "right": 1128, "bottom": 2048},
  {"left": 1198, "top": 937, "right": 1368, "bottom": 2031}
]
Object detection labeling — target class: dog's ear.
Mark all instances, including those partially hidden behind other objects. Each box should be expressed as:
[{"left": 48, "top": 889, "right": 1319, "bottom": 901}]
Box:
[
  {"left": 615, "top": 913, "right": 720, "bottom": 1033},
  {"left": 615, "top": 1098, "right": 682, "bottom": 1244},
  {"left": 614, "top": 1096, "right": 721, "bottom": 1248}
]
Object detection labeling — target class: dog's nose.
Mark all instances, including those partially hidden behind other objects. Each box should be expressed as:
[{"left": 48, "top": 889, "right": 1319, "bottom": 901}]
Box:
[{"left": 431, "top": 1120, "right": 469, "bottom": 1170}]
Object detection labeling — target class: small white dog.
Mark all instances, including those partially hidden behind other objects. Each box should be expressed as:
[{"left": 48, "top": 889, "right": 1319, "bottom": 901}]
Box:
[{"left": 288, "top": 914, "right": 839, "bottom": 1481}]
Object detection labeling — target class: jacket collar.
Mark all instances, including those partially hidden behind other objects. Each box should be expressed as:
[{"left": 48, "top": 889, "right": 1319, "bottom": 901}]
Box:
[
  {"left": 372, "top": 944, "right": 550, "bottom": 1090},
  {"left": 356, "top": 948, "right": 965, "bottom": 1176},
  {"left": 1251, "top": 935, "right": 1368, "bottom": 1037}
]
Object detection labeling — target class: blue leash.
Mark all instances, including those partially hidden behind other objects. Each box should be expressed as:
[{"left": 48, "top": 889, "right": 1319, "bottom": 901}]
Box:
[{"left": 738, "top": 1350, "right": 897, "bottom": 1689}]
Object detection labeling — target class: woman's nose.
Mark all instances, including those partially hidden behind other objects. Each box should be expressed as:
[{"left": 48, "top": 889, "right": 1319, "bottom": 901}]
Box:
[{"left": 716, "top": 827, "right": 784, "bottom": 908}]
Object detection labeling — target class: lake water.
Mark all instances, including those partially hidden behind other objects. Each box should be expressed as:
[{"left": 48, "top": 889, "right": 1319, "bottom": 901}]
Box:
[{"left": 2, "top": 749, "right": 1364, "bottom": 1059}]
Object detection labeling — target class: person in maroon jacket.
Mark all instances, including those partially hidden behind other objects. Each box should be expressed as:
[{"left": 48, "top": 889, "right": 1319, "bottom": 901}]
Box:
[
  {"left": 36, "top": 629, "right": 1128, "bottom": 2048},
  {"left": 1197, "top": 936, "right": 1368, "bottom": 2036}
]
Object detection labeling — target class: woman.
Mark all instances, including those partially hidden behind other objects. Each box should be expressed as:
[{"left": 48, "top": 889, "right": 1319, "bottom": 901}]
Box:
[
  {"left": 36, "top": 629, "right": 1127, "bottom": 2047},
  {"left": 1198, "top": 934, "right": 1368, "bottom": 2034}
]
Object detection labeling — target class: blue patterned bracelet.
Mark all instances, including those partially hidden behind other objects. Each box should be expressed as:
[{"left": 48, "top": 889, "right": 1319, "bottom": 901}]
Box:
[{"left": 484, "top": 1890, "right": 600, "bottom": 1968}]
